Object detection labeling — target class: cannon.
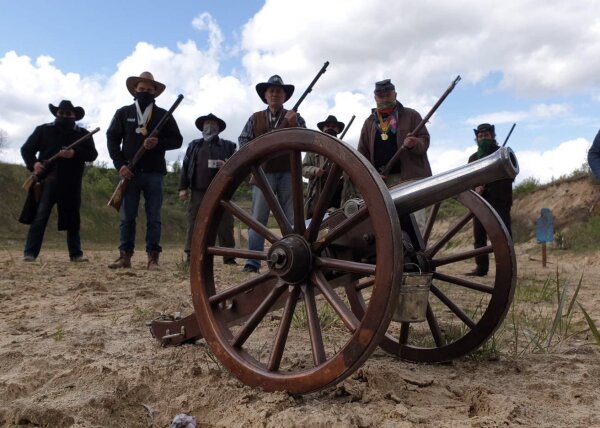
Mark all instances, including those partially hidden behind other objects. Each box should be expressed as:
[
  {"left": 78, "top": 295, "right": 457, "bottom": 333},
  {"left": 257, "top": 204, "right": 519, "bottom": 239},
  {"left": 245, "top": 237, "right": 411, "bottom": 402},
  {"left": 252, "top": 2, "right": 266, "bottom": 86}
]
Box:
[{"left": 150, "top": 128, "right": 518, "bottom": 394}]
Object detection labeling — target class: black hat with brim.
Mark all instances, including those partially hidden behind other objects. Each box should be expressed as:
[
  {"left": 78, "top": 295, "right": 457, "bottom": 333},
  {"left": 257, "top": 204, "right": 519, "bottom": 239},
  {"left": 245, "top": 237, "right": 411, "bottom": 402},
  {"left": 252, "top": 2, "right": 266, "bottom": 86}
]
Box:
[
  {"left": 317, "top": 115, "right": 345, "bottom": 134},
  {"left": 195, "top": 113, "right": 226, "bottom": 132},
  {"left": 256, "top": 75, "right": 294, "bottom": 104},
  {"left": 473, "top": 123, "right": 496, "bottom": 137},
  {"left": 49, "top": 100, "right": 85, "bottom": 121}
]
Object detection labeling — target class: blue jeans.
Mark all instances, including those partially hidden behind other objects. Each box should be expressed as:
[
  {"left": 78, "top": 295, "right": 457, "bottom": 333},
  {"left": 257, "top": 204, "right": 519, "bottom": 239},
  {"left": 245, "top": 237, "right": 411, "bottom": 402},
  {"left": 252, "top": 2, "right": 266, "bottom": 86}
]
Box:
[
  {"left": 119, "top": 172, "right": 163, "bottom": 253},
  {"left": 23, "top": 177, "right": 82, "bottom": 259},
  {"left": 246, "top": 172, "right": 294, "bottom": 268}
]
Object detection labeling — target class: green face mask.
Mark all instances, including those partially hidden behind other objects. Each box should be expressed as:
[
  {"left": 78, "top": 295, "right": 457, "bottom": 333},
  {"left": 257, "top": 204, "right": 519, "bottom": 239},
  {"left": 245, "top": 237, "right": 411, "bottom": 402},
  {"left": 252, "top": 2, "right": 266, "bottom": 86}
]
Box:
[{"left": 477, "top": 139, "right": 496, "bottom": 158}]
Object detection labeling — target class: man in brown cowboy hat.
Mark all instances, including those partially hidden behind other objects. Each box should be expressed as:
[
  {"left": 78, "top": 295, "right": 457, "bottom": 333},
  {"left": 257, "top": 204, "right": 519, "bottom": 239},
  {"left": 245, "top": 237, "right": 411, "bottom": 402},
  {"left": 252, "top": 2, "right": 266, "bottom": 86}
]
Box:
[
  {"left": 19, "top": 100, "right": 98, "bottom": 262},
  {"left": 302, "top": 115, "right": 345, "bottom": 217},
  {"left": 107, "top": 71, "right": 183, "bottom": 270},
  {"left": 179, "top": 113, "right": 237, "bottom": 265},
  {"left": 238, "top": 75, "right": 307, "bottom": 273}
]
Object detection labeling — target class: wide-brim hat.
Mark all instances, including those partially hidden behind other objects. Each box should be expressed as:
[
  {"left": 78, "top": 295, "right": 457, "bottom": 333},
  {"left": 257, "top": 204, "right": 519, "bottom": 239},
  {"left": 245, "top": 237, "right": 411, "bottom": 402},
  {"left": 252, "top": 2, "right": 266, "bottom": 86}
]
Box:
[
  {"left": 126, "top": 71, "right": 166, "bottom": 97},
  {"left": 49, "top": 100, "right": 85, "bottom": 121},
  {"left": 255, "top": 75, "right": 294, "bottom": 104},
  {"left": 195, "top": 113, "right": 226, "bottom": 132},
  {"left": 317, "top": 115, "right": 345, "bottom": 134}
]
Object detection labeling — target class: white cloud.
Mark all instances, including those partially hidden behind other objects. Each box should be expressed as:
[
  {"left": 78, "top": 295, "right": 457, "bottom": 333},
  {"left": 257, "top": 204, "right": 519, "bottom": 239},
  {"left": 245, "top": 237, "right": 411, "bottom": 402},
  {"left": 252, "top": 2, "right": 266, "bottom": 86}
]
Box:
[
  {"left": 466, "top": 103, "right": 571, "bottom": 126},
  {"left": 1, "top": 2, "right": 599, "bottom": 191}
]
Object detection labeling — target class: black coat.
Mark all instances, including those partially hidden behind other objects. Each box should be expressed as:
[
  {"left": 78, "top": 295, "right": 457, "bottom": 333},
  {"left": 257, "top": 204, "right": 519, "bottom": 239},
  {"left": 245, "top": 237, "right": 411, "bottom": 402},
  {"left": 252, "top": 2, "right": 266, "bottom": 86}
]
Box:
[
  {"left": 179, "top": 137, "right": 237, "bottom": 190},
  {"left": 469, "top": 145, "right": 513, "bottom": 208},
  {"left": 106, "top": 103, "right": 183, "bottom": 174},
  {"left": 19, "top": 122, "right": 98, "bottom": 230}
]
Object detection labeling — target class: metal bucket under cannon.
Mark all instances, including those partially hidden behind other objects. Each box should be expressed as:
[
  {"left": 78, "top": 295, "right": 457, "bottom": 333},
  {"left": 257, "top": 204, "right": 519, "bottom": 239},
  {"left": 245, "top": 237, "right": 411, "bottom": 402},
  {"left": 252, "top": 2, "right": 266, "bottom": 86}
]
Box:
[{"left": 150, "top": 128, "right": 518, "bottom": 394}]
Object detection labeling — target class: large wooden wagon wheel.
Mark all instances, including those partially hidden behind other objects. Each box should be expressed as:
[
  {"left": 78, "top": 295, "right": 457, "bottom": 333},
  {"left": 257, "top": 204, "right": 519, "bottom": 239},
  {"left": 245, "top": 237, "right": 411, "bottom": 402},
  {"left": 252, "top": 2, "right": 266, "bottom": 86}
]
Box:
[
  {"left": 345, "top": 190, "right": 516, "bottom": 363},
  {"left": 190, "top": 128, "right": 403, "bottom": 394}
]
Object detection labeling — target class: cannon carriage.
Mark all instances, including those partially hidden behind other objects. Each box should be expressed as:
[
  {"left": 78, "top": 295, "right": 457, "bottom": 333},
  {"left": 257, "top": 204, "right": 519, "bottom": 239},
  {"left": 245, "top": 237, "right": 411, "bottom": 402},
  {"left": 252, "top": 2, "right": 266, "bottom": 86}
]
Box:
[{"left": 150, "top": 128, "right": 518, "bottom": 394}]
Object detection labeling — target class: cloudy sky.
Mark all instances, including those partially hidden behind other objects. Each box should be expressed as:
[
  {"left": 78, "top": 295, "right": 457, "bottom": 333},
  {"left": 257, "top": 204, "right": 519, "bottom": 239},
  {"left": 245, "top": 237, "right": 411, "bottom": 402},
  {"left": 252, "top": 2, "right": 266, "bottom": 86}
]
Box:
[{"left": 1, "top": 0, "right": 600, "bottom": 183}]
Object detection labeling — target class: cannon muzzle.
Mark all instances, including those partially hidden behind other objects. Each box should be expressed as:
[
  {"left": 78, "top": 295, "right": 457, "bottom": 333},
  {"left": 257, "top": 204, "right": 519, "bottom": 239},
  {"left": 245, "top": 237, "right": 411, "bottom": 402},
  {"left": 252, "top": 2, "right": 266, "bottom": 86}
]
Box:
[{"left": 389, "top": 147, "right": 518, "bottom": 215}]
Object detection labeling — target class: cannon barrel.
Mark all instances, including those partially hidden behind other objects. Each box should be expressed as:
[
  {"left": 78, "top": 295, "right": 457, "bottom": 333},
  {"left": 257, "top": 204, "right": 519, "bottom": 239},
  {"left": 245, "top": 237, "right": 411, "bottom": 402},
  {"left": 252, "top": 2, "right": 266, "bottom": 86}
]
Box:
[{"left": 389, "top": 147, "right": 518, "bottom": 215}]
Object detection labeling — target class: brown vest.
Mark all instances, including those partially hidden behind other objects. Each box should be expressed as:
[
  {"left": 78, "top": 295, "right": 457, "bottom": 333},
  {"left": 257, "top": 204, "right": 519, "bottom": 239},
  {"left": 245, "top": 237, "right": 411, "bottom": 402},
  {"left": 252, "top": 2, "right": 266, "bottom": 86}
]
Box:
[{"left": 252, "top": 111, "right": 290, "bottom": 173}]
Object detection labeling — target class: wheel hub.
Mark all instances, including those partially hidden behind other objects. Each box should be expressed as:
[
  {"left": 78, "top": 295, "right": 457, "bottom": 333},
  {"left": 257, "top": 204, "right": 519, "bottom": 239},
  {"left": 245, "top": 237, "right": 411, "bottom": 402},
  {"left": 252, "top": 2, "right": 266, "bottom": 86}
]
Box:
[{"left": 267, "top": 234, "right": 312, "bottom": 284}]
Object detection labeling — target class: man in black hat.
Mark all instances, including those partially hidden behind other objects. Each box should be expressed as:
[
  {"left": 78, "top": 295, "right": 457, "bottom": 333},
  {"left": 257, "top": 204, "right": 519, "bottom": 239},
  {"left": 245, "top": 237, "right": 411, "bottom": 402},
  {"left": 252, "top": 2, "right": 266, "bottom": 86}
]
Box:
[
  {"left": 238, "top": 75, "right": 306, "bottom": 273},
  {"left": 19, "top": 100, "right": 98, "bottom": 262},
  {"left": 179, "top": 113, "right": 237, "bottom": 264},
  {"left": 302, "top": 115, "right": 345, "bottom": 217},
  {"left": 466, "top": 123, "right": 513, "bottom": 277},
  {"left": 107, "top": 71, "right": 183, "bottom": 270}
]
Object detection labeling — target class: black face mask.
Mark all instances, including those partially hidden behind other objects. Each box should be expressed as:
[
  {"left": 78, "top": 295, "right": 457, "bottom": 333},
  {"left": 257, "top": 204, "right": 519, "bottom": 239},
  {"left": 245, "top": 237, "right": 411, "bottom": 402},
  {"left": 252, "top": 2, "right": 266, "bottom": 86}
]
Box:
[
  {"left": 136, "top": 91, "right": 155, "bottom": 110},
  {"left": 55, "top": 117, "right": 75, "bottom": 130}
]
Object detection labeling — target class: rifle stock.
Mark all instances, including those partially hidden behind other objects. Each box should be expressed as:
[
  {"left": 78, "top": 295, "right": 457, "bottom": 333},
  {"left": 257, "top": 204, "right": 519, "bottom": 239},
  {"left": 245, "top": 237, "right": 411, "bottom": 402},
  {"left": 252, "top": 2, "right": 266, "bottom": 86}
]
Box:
[
  {"left": 380, "top": 75, "right": 461, "bottom": 176},
  {"left": 22, "top": 126, "right": 100, "bottom": 193},
  {"left": 107, "top": 94, "right": 184, "bottom": 211}
]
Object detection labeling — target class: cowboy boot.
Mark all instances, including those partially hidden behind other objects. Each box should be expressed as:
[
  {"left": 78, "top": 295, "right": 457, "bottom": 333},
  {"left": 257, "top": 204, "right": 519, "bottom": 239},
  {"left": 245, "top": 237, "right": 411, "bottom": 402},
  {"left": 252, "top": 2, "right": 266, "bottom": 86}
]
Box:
[
  {"left": 108, "top": 250, "right": 133, "bottom": 269},
  {"left": 147, "top": 251, "right": 160, "bottom": 270}
]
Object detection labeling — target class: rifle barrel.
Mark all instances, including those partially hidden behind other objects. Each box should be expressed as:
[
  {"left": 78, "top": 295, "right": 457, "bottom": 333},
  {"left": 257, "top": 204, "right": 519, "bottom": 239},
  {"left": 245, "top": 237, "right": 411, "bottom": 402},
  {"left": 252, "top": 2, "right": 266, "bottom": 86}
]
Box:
[
  {"left": 339, "top": 115, "right": 355, "bottom": 140},
  {"left": 502, "top": 123, "right": 516, "bottom": 147}
]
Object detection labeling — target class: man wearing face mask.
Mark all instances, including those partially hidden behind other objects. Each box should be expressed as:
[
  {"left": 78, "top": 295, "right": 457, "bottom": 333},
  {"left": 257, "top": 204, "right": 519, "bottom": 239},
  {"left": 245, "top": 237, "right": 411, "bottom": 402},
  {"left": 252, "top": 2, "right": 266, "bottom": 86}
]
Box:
[
  {"left": 107, "top": 71, "right": 183, "bottom": 270},
  {"left": 465, "top": 123, "right": 513, "bottom": 277},
  {"left": 357, "top": 79, "right": 431, "bottom": 187},
  {"left": 238, "top": 75, "right": 306, "bottom": 273},
  {"left": 179, "top": 113, "right": 237, "bottom": 264},
  {"left": 19, "top": 100, "right": 98, "bottom": 262},
  {"left": 302, "top": 115, "right": 345, "bottom": 218}
]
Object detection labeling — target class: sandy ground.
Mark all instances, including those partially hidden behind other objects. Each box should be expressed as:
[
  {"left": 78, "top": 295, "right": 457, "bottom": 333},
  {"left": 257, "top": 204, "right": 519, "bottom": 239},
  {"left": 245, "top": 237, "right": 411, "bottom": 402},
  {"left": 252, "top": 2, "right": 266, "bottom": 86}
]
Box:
[{"left": 0, "top": 243, "right": 599, "bottom": 428}]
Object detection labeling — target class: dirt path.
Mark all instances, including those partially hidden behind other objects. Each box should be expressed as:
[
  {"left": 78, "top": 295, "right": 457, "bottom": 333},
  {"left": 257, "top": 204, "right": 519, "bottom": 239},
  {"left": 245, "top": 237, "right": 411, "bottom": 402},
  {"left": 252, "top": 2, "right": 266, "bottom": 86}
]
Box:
[{"left": 0, "top": 246, "right": 599, "bottom": 427}]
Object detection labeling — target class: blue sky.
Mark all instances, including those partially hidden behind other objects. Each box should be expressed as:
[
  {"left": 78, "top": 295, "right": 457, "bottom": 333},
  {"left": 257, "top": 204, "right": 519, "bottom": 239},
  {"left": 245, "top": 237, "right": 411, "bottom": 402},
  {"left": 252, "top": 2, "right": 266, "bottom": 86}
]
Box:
[{"left": 1, "top": 0, "right": 600, "bottom": 183}]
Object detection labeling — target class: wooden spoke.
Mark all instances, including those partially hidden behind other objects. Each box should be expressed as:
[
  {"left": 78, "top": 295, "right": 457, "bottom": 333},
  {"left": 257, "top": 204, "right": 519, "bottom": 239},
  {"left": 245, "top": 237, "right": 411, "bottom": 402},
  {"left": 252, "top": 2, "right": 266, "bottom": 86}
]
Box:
[
  {"left": 316, "top": 257, "right": 376, "bottom": 275},
  {"left": 221, "top": 200, "right": 279, "bottom": 244},
  {"left": 422, "top": 203, "right": 440, "bottom": 244},
  {"left": 232, "top": 281, "right": 287, "bottom": 348},
  {"left": 305, "top": 164, "right": 343, "bottom": 242},
  {"left": 431, "top": 245, "right": 493, "bottom": 267},
  {"left": 207, "top": 246, "right": 267, "bottom": 261},
  {"left": 289, "top": 150, "right": 306, "bottom": 235},
  {"left": 425, "top": 211, "right": 473, "bottom": 258},
  {"left": 301, "top": 283, "right": 326, "bottom": 365},
  {"left": 251, "top": 165, "right": 293, "bottom": 236},
  {"left": 267, "top": 286, "right": 300, "bottom": 371},
  {"left": 433, "top": 271, "right": 494, "bottom": 294},
  {"left": 430, "top": 284, "right": 476, "bottom": 329},
  {"left": 399, "top": 322, "right": 409, "bottom": 345},
  {"left": 356, "top": 277, "right": 375, "bottom": 291},
  {"left": 209, "top": 272, "right": 277, "bottom": 305},
  {"left": 312, "top": 271, "right": 359, "bottom": 332},
  {"left": 312, "top": 206, "right": 369, "bottom": 252},
  {"left": 425, "top": 303, "right": 444, "bottom": 347}
]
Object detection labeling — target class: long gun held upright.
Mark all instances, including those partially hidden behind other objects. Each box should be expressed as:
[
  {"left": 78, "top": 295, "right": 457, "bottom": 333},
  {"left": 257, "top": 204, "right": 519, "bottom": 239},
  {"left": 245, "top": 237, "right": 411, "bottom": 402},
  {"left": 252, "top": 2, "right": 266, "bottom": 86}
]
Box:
[
  {"left": 339, "top": 115, "right": 356, "bottom": 140},
  {"left": 107, "top": 94, "right": 184, "bottom": 211},
  {"left": 274, "top": 61, "right": 329, "bottom": 129},
  {"left": 502, "top": 123, "right": 516, "bottom": 147},
  {"left": 380, "top": 75, "right": 461, "bottom": 177},
  {"left": 22, "top": 127, "right": 101, "bottom": 193}
]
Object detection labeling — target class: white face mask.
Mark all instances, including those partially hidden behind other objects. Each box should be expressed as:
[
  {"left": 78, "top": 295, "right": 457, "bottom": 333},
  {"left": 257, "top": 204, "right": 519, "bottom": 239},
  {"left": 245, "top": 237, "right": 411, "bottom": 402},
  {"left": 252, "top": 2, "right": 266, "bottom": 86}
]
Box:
[{"left": 202, "top": 122, "right": 219, "bottom": 141}]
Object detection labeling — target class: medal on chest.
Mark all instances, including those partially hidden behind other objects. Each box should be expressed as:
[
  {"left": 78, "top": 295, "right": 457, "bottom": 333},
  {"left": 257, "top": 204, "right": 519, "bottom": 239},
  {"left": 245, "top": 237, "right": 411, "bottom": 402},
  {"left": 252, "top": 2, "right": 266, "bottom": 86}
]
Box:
[{"left": 135, "top": 126, "right": 148, "bottom": 136}]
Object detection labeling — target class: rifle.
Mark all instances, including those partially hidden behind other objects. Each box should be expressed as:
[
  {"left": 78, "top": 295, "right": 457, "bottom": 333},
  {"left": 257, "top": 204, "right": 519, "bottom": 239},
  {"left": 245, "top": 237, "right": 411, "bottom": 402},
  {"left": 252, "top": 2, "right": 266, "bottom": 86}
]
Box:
[
  {"left": 107, "top": 94, "right": 184, "bottom": 211},
  {"left": 22, "top": 127, "right": 100, "bottom": 193},
  {"left": 502, "top": 123, "right": 516, "bottom": 147},
  {"left": 380, "top": 75, "right": 461, "bottom": 177},
  {"left": 339, "top": 115, "right": 355, "bottom": 140},
  {"left": 274, "top": 61, "right": 329, "bottom": 128},
  {"left": 304, "top": 114, "right": 355, "bottom": 217}
]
